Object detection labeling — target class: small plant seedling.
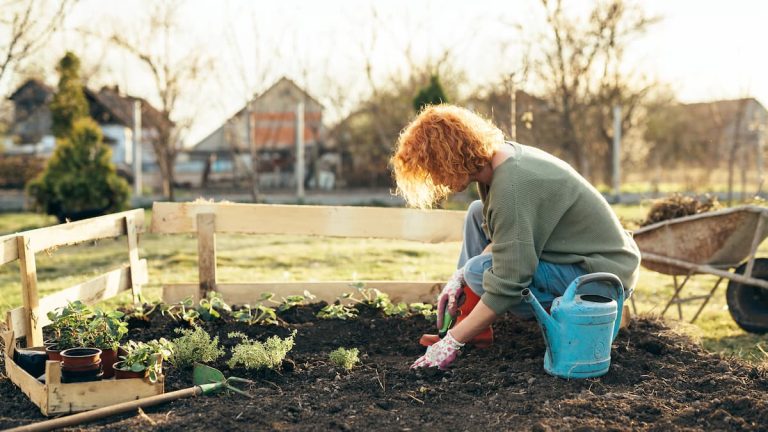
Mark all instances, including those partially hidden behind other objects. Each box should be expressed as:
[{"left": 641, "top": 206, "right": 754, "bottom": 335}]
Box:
[
  {"left": 232, "top": 304, "right": 278, "bottom": 326},
  {"left": 197, "top": 292, "right": 232, "bottom": 321},
  {"left": 165, "top": 297, "right": 201, "bottom": 325},
  {"left": 130, "top": 294, "right": 161, "bottom": 322},
  {"left": 260, "top": 290, "right": 316, "bottom": 312},
  {"left": 317, "top": 304, "right": 358, "bottom": 320},
  {"left": 117, "top": 338, "right": 174, "bottom": 383},
  {"left": 227, "top": 330, "right": 297, "bottom": 370},
  {"left": 409, "top": 303, "right": 438, "bottom": 321},
  {"left": 329, "top": 347, "right": 360, "bottom": 371},
  {"left": 170, "top": 326, "right": 225, "bottom": 369}
]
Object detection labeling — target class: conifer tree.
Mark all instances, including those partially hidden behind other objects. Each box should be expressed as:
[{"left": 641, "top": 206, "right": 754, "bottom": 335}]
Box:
[
  {"left": 28, "top": 53, "right": 130, "bottom": 222},
  {"left": 413, "top": 75, "right": 448, "bottom": 112}
]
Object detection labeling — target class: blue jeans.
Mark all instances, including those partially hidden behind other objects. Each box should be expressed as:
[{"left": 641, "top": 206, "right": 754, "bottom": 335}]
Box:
[
  {"left": 463, "top": 253, "right": 588, "bottom": 318},
  {"left": 457, "top": 200, "right": 588, "bottom": 318}
]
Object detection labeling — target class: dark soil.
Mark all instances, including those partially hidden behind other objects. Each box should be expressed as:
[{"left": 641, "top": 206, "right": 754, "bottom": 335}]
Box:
[{"left": 2, "top": 305, "right": 768, "bottom": 431}]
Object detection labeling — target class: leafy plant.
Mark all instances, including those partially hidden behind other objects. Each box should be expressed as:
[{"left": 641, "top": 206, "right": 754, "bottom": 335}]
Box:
[
  {"left": 164, "top": 297, "right": 201, "bottom": 325},
  {"left": 232, "top": 304, "right": 278, "bottom": 326},
  {"left": 117, "top": 339, "right": 174, "bottom": 383},
  {"left": 317, "top": 303, "right": 358, "bottom": 320},
  {"left": 169, "top": 326, "right": 225, "bottom": 369},
  {"left": 197, "top": 292, "right": 232, "bottom": 321},
  {"left": 329, "top": 347, "right": 360, "bottom": 371},
  {"left": 84, "top": 309, "right": 128, "bottom": 350},
  {"left": 409, "top": 303, "right": 438, "bottom": 321},
  {"left": 260, "top": 290, "right": 316, "bottom": 312},
  {"left": 341, "top": 283, "right": 407, "bottom": 316},
  {"left": 130, "top": 294, "right": 162, "bottom": 322},
  {"left": 227, "top": 331, "right": 296, "bottom": 370},
  {"left": 46, "top": 300, "right": 94, "bottom": 349}
]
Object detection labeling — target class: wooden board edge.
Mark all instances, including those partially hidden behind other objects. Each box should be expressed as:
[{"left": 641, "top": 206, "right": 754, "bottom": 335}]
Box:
[
  {"left": 46, "top": 376, "right": 164, "bottom": 415},
  {"left": 163, "top": 281, "right": 443, "bottom": 305},
  {"left": 37, "top": 260, "right": 149, "bottom": 324},
  {"left": 4, "top": 333, "right": 48, "bottom": 411},
  {"left": 150, "top": 202, "right": 464, "bottom": 243}
]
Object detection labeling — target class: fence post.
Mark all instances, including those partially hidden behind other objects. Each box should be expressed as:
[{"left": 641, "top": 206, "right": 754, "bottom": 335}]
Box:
[
  {"left": 17, "top": 235, "right": 42, "bottom": 347},
  {"left": 197, "top": 213, "right": 217, "bottom": 299},
  {"left": 125, "top": 214, "right": 142, "bottom": 303}
]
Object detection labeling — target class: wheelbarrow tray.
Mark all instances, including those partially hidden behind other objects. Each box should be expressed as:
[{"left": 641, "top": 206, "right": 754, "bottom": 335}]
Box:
[{"left": 633, "top": 205, "right": 768, "bottom": 275}]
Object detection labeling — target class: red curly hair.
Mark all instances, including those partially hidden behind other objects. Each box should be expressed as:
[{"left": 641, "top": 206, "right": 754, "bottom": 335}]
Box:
[{"left": 391, "top": 105, "right": 503, "bottom": 208}]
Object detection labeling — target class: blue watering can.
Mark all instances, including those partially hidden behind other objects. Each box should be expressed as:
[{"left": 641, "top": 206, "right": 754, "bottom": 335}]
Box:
[{"left": 522, "top": 272, "right": 624, "bottom": 379}]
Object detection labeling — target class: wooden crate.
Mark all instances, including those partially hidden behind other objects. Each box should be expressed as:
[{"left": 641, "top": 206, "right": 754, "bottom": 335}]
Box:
[
  {"left": 1, "top": 209, "right": 159, "bottom": 415},
  {"left": 2, "top": 331, "right": 164, "bottom": 416}
]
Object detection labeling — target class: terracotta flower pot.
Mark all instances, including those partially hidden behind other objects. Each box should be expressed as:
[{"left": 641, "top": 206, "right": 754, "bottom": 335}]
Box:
[
  {"left": 113, "top": 361, "right": 147, "bottom": 380},
  {"left": 100, "top": 348, "right": 117, "bottom": 379},
  {"left": 60, "top": 347, "right": 102, "bottom": 369},
  {"left": 45, "top": 344, "right": 62, "bottom": 362}
]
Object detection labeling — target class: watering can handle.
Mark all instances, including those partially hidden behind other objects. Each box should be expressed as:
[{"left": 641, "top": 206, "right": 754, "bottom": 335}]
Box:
[{"left": 562, "top": 272, "right": 624, "bottom": 341}]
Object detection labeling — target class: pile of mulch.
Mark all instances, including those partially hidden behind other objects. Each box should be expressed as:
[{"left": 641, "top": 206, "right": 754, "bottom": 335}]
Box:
[
  {"left": 2, "top": 304, "right": 767, "bottom": 431},
  {"left": 641, "top": 194, "right": 722, "bottom": 227}
]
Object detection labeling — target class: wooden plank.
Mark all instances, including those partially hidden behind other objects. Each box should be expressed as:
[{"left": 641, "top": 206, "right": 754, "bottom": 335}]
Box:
[
  {"left": 18, "top": 235, "right": 43, "bottom": 347},
  {"left": 196, "top": 213, "right": 217, "bottom": 299},
  {"left": 0, "top": 233, "right": 18, "bottom": 265},
  {"left": 45, "top": 360, "right": 164, "bottom": 415},
  {"left": 2, "top": 331, "right": 48, "bottom": 411},
  {"left": 36, "top": 260, "right": 148, "bottom": 327},
  {"left": 125, "top": 214, "right": 142, "bottom": 302},
  {"left": 151, "top": 202, "right": 465, "bottom": 243},
  {"left": 163, "top": 281, "right": 443, "bottom": 305},
  {"left": 23, "top": 209, "right": 145, "bottom": 254},
  {"left": 7, "top": 307, "right": 27, "bottom": 339}
]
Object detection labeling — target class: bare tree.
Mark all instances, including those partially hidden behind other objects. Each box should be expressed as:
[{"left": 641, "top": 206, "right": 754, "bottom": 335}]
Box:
[
  {"left": 529, "top": 0, "right": 658, "bottom": 181},
  {"left": 110, "top": 0, "right": 210, "bottom": 200},
  {"left": 0, "top": 0, "right": 73, "bottom": 92}
]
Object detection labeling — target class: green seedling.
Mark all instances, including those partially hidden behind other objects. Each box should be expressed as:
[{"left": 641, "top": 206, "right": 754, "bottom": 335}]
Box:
[
  {"left": 165, "top": 297, "right": 201, "bottom": 325},
  {"left": 197, "top": 292, "right": 232, "bottom": 321},
  {"left": 227, "top": 330, "right": 296, "bottom": 370},
  {"left": 260, "top": 290, "right": 316, "bottom": 312},
  {"left": 329, "top": 347, "right": 360, "bottom": 371},
  {"left": 117, "top": 338, "right": 174, "bottom": 383},
  {"left": 232, "top": 304, "right": 278, "bottom": 326},
  {"left": 130, "top": 294, "right": 161, "bottom": 322},
  {"left": 317, "top": 303, "right": 358, "bottom": 320},
  {"left": 409, "top": 303, "right": 438, "bottom": 321}
]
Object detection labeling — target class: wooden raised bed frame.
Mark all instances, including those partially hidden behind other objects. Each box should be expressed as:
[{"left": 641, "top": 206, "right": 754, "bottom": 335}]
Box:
[
  {"left": 1, "top": 209, "right": 163, "bottom": 416},
  {"left": 150, "top": 201, "right": 467, "bottom": 305}
]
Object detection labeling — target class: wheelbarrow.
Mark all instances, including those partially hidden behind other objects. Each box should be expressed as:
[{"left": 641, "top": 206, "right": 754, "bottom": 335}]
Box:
[{"left": 633, "top": 204, "right": 768, "bottom": 332}]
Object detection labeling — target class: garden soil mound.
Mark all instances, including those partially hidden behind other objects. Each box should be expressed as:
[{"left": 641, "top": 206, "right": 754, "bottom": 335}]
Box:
[{"left": 2, "top": 305, "right": 768, "bottom": 431}]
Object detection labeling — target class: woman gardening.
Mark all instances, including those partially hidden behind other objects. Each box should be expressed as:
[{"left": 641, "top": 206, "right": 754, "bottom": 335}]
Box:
[{"left": 391, "top": 105, "right": 641, "bottom": 370}]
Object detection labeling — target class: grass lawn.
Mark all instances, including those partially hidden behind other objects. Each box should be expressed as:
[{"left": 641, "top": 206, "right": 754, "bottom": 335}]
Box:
[{"left": 1, "top": 204, "right": 767, "bottom": 364}]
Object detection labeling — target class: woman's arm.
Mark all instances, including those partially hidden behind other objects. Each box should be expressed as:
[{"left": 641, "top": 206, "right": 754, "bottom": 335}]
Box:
[{"left": 449, "top": 300, "right": 498, "bottom": 344}]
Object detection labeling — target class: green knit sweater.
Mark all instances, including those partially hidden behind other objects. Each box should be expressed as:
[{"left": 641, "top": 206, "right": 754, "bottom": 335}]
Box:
[{"left": 478, "top": 142, "right": 641, "bottom": 315}]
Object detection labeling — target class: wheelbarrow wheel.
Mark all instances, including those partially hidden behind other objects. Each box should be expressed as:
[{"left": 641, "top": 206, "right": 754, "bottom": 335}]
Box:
[{"left": 726, "top": 258, "right": 768, "bottom": 334}]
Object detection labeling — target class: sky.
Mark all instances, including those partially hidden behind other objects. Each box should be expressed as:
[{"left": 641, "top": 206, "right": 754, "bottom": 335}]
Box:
[{"left": 7, "top": 0, "right": 768, "bottom": 146}]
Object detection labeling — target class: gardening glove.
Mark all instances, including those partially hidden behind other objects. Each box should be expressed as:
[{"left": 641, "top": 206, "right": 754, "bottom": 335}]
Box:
[
  {"left": 437, "top": 268, "right": 465, "bottom": 330},
  {"left": 411, "top": 331, "right": 464, "bottom": 370}
]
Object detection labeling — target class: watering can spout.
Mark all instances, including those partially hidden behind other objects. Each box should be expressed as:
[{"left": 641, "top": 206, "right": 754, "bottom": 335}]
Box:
[{"left": 522, "top": 288, "right": 559, "bottom": 340}]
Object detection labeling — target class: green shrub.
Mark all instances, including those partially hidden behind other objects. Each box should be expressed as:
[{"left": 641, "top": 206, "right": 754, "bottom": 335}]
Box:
[
  {"left": 27, "top": 118, "right": 130, "bottom": 222},
  {"left": 329, "top": 347, "right": 360, "bottom": 371},
  {"left": 27, "top": 51, "right": 129, "bottom": 222},
  {"left": 227, "top": 330, "right": 296, "bottom": 370},
  {"left": 170, "top": 326, "right": 225, "bottom": 369}
]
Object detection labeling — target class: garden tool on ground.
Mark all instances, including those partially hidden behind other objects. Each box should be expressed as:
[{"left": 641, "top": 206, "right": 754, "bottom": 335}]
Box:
[
  {"left": 6, "top": 364, "right": 254, "bottom": 432},
  {"left": 419, "top": 286, "right": 494, "bottom": 349}
]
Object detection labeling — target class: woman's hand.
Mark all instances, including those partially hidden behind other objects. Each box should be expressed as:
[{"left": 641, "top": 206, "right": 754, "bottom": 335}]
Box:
[
  {"left": 410, "top": 331, "right": 465, "bottom": 370},
  {"left": 436, "top": 268, "right": 465, "bottom": 329}
]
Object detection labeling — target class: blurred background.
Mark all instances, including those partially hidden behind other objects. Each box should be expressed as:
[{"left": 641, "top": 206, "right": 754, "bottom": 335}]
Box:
[{"left": 1, "top": 0, "right": 767, "bottom": 208}]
